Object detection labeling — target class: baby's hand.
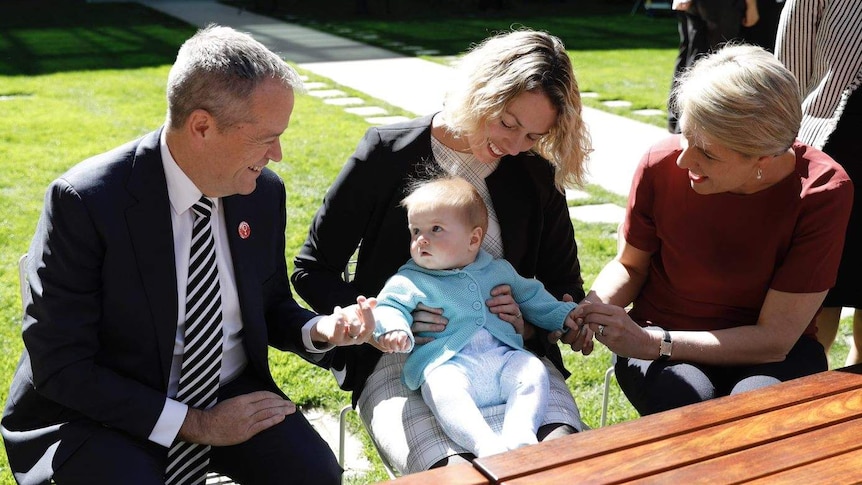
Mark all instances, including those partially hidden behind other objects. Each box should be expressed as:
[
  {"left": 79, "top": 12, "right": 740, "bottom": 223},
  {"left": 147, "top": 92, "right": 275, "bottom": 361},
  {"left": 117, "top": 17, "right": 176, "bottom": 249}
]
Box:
[
  {"left": 562, "top": 307, "right": 583, "bottom": 335},
  {"left": 378, "top": 330, "right": 411, "bottom": 353}
]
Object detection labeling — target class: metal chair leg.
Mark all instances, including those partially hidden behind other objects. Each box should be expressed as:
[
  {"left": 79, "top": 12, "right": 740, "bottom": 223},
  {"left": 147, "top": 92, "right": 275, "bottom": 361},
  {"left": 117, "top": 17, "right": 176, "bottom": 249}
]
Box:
[
  {"left": 601, "top": 365, "right": 615, "bottom": 427},
  {"left": 338, "top": 404, "right": 397, "bottom": 480}
]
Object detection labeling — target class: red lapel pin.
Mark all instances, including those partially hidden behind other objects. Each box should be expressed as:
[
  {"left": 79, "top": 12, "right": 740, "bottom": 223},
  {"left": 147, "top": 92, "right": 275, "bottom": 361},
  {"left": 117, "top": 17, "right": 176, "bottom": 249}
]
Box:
[{"left": 238, "top": 221, "right": 251, "bottom": 239}]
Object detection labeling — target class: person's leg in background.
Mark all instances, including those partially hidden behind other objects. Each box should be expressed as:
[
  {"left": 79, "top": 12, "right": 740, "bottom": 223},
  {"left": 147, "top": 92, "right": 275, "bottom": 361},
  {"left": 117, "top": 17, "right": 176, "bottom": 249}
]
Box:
[
  {"left": 816, "top": 307, "right": 844, "bottom": 357},
  {"left": 846, "top": 311, "right": 862, "bottom": 365}
]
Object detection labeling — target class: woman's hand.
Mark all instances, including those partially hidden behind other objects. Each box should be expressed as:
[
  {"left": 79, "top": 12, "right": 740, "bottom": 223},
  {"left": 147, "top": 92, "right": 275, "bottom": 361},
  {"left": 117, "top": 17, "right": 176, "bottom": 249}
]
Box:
[
  {"left": 573, "top": 302, "right": 656, "bottom": 359},
  {"left": 312, "top": 296, "right": 377, "bottom": 346},
  {"left": 554, "top": 294, "right": 594, "bottom": 355},
  {"left": 671, "top": 0, "right": 691, "bottom": 11},
  {"left": 487, "top": 284, "right": 532, "bottom": 338},
  {"left": 742, "top": 0, "right": 759, "bottom": 27},
  {"left": 410, "top": 303, "right": 448, "bottom": 344}
]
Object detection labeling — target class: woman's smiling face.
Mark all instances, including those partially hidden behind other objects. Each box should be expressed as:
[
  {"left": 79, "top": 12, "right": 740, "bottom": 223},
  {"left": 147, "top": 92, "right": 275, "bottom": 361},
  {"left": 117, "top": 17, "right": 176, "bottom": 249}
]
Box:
[
  {"left": 676, "top": 129, "right": 763, "bottom": 195},
  {"left": 466, "top": 90, "right": 557, "bottom": 164}
]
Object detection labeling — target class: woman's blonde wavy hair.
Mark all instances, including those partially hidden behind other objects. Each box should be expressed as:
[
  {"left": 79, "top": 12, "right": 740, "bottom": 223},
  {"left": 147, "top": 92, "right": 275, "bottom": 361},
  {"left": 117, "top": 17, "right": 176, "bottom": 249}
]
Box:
[
  {"left": 672, "top": 44, "right": 802, "bottom": 157},
  {"left": 441, "top": 29, "right": 592, "bottom": 190}
]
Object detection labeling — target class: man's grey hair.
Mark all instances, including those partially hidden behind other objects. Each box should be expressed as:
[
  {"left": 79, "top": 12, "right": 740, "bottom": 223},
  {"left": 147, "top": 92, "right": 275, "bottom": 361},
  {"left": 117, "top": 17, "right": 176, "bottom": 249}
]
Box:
[{"left": 166, "top": 24, "right": 304, "bottom": 130}]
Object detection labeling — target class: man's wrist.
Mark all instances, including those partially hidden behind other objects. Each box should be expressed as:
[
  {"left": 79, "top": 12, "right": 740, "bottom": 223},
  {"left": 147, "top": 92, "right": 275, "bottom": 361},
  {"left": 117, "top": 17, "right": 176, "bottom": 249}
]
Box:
[{"left": 178, "top": 407, "right": 204, "bottom": 444}]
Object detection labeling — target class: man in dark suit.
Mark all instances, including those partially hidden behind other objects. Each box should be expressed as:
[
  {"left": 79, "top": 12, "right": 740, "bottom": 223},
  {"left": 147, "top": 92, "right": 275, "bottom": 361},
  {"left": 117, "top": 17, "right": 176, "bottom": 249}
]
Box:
[{"left": 1, "top": 25, "right": 374, "bottom": 485}]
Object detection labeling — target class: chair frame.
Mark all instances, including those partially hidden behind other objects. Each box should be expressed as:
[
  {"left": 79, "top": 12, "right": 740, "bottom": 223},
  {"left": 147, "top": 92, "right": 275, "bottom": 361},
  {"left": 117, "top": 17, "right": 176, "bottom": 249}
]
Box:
[{"left": 337, "top": 251, "right": 399, "bottom": 480}]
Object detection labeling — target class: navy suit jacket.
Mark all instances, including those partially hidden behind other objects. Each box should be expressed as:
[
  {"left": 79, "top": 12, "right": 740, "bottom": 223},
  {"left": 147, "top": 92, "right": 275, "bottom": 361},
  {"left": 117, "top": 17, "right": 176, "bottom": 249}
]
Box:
[{"left": 1, "top": 129, "right": 317, "bottom": 484}]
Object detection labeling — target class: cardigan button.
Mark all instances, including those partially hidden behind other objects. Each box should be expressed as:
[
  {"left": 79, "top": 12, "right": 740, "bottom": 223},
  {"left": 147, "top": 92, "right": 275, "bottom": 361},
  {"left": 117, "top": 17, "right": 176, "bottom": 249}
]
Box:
[
  {"left": 472, "top": 301, "right": 482, "bottom": 310},
  {"left": 468, "top": 283, "right": 477, "bottom": 292}
]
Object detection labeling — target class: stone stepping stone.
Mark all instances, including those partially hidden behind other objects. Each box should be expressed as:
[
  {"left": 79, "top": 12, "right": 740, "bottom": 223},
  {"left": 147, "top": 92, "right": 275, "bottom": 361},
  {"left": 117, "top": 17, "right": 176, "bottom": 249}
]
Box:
[
  {"left": 345, "top": 106, "right": 388, "bottom": 116},
  {"left": 568, "top": 203, "right": 626, "bottom": 224},
  {"left": 303, "top": 81, "right": 328, "bottom": 90},
  {"left": 415, "top": 49, "right": 440, "bottom": 56},
  {"left": 366, "top": 115, "right": 411, "bottom": 125},
  {"left": 565, "top": 189, "right": 590, "bottom": 201},
  {"left": 602, "top": 100, "right": 632, "bottom": 108},
  {"left": 324, "top": 97, "right": 365, "bottom": 106},
  {"left": 632, "top": 109, "right": 665, "bottom": 117},
  {"left": 307, "top": 89, "right": 347, "bottom": 98}
]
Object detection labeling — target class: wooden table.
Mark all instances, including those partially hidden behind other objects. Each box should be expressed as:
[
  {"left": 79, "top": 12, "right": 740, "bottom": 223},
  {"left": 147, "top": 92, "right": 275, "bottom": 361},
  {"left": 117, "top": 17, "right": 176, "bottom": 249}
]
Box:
[{"left": 387, "top": 364, "right": 862, "bottom": 484}]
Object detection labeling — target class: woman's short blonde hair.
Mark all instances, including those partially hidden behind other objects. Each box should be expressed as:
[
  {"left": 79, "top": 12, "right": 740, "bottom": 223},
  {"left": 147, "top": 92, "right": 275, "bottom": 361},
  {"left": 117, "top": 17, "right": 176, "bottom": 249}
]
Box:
[
  {"left": 402, "top": 176, "right": 489, "bottom": 235},
  {"left": 441, "top": 29, "right": 592, "bottom": 190},
  {"left": 672, "top": 44, "right": 802, "bottom": 157}
]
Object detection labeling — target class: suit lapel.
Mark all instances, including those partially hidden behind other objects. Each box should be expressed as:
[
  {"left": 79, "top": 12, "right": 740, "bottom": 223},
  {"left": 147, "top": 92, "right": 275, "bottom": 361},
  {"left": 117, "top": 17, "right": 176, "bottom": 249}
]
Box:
[
  {"left": 125, "top": 129, "right": 178, "bottom": 389},
  {"left": 223, "top": 194, "right": 267, "bottom": 361}
]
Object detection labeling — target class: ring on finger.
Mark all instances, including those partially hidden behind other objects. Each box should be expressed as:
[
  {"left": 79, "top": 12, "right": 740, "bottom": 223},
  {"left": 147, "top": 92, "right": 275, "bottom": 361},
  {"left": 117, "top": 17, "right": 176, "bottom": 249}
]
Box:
[
  {"left": 515, "top": 312, "right": 522, "bottom": 320},
  {"left": 349, "top": 333, "right": 359, "bottom": 340},
  {"left": 598, "top": 324, "right": 606, "bottom": 337}
]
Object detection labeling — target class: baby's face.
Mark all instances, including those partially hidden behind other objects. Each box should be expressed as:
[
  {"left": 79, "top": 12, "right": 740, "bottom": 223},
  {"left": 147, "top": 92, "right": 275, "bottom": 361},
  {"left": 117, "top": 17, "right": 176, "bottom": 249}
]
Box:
[{"left": 407, "top": 207, "right": 478, "bottom": 270}]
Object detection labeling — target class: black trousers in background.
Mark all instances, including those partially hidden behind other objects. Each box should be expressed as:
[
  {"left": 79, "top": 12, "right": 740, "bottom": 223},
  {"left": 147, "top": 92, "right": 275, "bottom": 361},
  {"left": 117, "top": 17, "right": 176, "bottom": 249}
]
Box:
[
  {"left": 53, "top": 370, "right": 342, "bottom": 485},
  {"left": 615, "top": 335, "right": 827, "bottom": 416},
  {"left": 668, "top": 0, "right": 746, "bottom": 133}
]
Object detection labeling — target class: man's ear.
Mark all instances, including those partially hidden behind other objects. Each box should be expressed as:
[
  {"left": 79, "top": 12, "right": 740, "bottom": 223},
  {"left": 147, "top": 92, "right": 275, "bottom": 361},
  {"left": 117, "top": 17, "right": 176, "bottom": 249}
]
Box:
[
  {"left": 469, "top": 227, "right": 484, "bottom": 251},
  {"left": 187, "top": 109, "right": 213, "bottom": 140}
]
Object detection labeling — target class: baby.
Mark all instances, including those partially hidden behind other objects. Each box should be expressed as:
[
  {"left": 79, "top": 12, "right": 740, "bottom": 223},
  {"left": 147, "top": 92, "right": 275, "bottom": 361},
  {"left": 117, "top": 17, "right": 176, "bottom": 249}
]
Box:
[{"left": 372, "top": 176, "right": 579, "bottom": 458}]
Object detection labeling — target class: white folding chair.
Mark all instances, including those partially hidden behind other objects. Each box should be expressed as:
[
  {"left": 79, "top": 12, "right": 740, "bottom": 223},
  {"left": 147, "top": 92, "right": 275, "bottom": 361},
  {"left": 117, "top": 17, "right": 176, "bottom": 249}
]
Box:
[
  {"left": 18, "top": 253, "right": 29, "bottom": 309},
  {"left": 601, "top": 355, "right": 618, "bottom": 427}
]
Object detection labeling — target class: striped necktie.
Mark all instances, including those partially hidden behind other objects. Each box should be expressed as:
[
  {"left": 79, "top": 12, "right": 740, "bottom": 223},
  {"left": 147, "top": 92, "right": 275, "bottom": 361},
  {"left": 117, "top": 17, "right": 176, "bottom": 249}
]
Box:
[{"left": 166, "top": 196, "right": 224, "bottom": 485}]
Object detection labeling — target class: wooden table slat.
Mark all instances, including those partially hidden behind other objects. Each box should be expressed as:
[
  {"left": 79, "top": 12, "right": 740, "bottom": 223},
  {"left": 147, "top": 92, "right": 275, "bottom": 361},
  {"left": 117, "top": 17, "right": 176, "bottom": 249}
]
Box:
[
  {"left": 740, "top": 445, "right": 862, "bottom": 484},
  {"left": 624, "top": 415, "right": 862, "bottom": 484},
  {"left": 383, "top": 462, "right": 490, "bottom": 485},
  {"left": 499, "top": 389, "right": 862, "bottom": 484},
  {"left": 475, "top": 366, "right": 862, "bottom": 482}
]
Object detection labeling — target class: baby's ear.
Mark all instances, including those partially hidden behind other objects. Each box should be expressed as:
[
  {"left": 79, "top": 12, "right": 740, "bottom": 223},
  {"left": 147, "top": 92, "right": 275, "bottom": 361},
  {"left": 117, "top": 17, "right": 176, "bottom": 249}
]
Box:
[{"left": 469, "top": 226, "right": 483, "bottom": 250}]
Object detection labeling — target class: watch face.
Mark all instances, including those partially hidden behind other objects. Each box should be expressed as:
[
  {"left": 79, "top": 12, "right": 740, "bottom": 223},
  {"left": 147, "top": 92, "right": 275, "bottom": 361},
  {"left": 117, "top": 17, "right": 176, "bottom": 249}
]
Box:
[{"left": 660, "top": 340, "right": 672, "bottom": 356}]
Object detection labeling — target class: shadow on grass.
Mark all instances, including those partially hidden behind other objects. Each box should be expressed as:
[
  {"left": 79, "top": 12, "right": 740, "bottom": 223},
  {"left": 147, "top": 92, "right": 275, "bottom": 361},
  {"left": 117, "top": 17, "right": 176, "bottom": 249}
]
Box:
[
  {"left": 226, "top": 0, "right": 678, "bottom": 56},
  {"left": 0, "top": 1, "right": 197, "bottom": 76}
]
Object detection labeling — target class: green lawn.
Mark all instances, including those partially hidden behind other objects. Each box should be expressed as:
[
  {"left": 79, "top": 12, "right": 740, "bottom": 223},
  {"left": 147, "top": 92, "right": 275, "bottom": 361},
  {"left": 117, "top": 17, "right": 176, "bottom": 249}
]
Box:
[
  {"left": 228, "top": 0, "right": 680, "bottom": 128},
  {"left": 0, "top": 1, "right": 853, "bottom": 484}
]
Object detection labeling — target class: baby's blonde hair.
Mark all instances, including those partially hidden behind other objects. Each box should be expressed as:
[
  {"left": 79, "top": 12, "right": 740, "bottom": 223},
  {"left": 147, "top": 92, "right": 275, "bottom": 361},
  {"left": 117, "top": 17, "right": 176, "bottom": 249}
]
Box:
[{"left": 401, "top": 176, "right": 489, "bottom": 235}]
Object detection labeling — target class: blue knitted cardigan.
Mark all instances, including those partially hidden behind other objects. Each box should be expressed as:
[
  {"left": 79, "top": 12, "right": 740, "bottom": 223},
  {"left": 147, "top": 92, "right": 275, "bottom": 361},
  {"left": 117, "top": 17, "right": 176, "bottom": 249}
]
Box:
[{"left": 373, "top": 249, "right": 577, "bottom": 390}]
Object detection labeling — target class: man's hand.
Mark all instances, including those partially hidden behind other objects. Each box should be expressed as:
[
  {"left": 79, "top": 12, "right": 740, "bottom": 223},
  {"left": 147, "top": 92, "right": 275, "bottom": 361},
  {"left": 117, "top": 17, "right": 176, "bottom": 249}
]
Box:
[
  {"left": 312, "top": 295, "right": 376, "bottom": 346},
  {"left": 178, "top": 391, "right": 295, "bottom": 446}
]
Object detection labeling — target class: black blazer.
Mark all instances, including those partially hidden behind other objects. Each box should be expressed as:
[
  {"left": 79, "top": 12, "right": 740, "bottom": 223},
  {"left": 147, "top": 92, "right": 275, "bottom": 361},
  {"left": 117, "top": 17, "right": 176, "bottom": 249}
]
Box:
[
  {"left": 291, "top": 114, "right": 585, "bottom": 403},
  {"left": 2, "top": 129, "right": 317, "bottom": 484}
]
